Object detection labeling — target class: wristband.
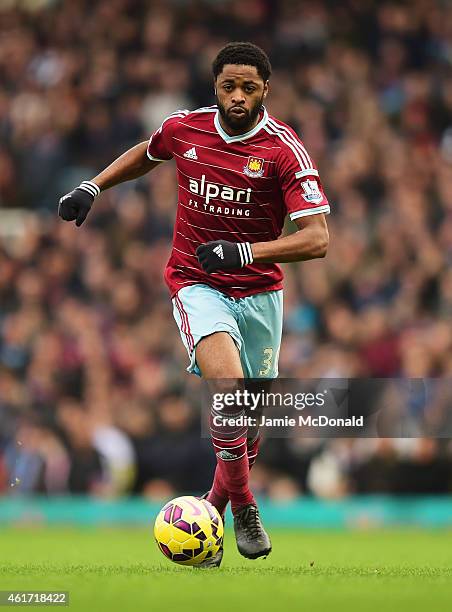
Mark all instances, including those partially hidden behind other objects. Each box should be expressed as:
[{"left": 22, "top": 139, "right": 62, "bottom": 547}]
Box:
[
  {"left": 78, "top": 180, "right": 101, "bottom": 199},
  {"left": 237, "top": 242, "right": 253, "bottom": 267}
]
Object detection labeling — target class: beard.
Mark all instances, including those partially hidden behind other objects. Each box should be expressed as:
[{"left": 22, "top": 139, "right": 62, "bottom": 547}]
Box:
[{"left": 216, "top": 94, "right": 264, "bottom": 133}]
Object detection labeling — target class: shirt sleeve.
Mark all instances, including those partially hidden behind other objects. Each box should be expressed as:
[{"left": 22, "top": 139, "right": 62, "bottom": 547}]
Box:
[
  {"left": 147, "top": 110, "right": 189, "bottom": 162},
  {"left": 276, "top": 126, "right": 330, "bottom": 221}
]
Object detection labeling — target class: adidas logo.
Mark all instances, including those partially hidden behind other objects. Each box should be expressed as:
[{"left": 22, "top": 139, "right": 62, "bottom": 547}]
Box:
[
  {"left": 213, "top": 244, "right": 224, "bottom": 259},
  {"left": 216, "top": 450, "right": 237, "bottom": 461},
  {"left": 183, "top": 147, "right": 198, "bottom": 160}
]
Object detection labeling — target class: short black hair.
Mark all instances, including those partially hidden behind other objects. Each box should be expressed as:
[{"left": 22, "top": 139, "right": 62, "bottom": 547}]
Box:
[{"left": 212, "top": 42, "right": 272, "bottom": 83}]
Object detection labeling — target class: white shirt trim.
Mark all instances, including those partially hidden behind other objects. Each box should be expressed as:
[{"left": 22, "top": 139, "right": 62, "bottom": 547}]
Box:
[
  {"left": 191, "top": 106, "right": 217, "bottom": 113},
  {"left": 290, "top": 205, "right": 330, "bottom": 220},
  {"left": 214, "top": 107, "right": 269, "bottom": 143},
  {"left": 146, "top": 150, "right": 169, "bottom": 162},
  {"left": 295, "top": 168, "right": 319, "bottom": 178}
]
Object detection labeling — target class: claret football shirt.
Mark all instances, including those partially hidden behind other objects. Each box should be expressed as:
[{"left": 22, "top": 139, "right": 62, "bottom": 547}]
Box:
[{"left": 147, "top": 106, "right": 330, "bottom": 298}]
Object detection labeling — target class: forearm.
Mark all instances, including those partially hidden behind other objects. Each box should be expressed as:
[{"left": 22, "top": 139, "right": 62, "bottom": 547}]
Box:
[
  {"left": 196, "top": 216, "right": 329, "bottom": 274},
  {"left": 251, "top": 225, "right": 328, "bottom": 263},
  {"left": 91, "top": 141, "right": 157, "bottom": 191}
]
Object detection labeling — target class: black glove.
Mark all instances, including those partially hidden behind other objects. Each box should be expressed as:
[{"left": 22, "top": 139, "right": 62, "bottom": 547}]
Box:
[
  {"left": 58, "top": 181, "right": 100, "bottom": 227},
  {"left": 196, "top": 240, "right": 253, "bottom": 273}
]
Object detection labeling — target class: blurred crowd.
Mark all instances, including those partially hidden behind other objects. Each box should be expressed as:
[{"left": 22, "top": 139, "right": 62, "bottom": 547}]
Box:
[{"left": 0, "top": 0, "right": 451, "bottom": 498}]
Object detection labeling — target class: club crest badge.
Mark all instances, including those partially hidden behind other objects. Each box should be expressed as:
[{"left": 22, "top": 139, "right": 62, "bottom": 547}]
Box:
[
  {"left": 300, "top": 179, "right": 323, "bottom": 204},
  {"left": 243, "top": 156, "right": 265, "bottom": 178}
]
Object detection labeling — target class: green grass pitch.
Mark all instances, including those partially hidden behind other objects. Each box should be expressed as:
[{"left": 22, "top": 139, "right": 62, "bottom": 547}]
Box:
[{"left": 0, "top": 527, "right": 451, "bottom": 611}]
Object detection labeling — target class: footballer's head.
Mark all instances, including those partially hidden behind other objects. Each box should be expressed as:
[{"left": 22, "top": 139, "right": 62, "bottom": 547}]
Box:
[{"left": 212, "top": 42, "right": 271, "bottom": 133}]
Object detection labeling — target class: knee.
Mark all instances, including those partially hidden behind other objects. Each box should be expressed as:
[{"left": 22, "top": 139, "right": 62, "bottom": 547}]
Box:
[
  {"left": 211, "top": 378, "right": 243, "bottom": 396},
  {"left": 210, "top": 379, "right": 246, "bottom": 417}
]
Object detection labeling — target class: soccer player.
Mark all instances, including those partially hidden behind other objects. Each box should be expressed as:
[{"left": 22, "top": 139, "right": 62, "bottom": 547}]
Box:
[{"left": 58, "top": 42, "right": 329, "bottom": 566}]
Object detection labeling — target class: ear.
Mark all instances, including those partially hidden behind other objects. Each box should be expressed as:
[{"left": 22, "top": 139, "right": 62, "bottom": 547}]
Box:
[{"left": 263, "top": 80, "right": 269, "bottom": 99}]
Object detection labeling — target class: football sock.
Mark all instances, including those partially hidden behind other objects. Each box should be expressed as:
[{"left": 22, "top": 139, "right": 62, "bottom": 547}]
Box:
[
  {"left": 207, "top": 465, "right": 229, "bottom": 516},
  {"left": 247, "top": 433, "right": 261, "bottom": 469},
  {"left": 209, "top": 403, "right": 255, "bottom": 515},
  {"left": 207, "top": 435, "right": 261, "bottom": 515}
]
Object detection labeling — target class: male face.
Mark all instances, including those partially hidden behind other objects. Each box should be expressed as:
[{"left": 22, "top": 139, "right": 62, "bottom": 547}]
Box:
[{"left": 215, "top": 64, "right": 268, "bottom": 133}]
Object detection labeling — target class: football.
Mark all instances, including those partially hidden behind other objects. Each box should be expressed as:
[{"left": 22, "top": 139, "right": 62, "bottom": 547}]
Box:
[{"left": 154, "top": 496, "right": 224, "bottom": 566}]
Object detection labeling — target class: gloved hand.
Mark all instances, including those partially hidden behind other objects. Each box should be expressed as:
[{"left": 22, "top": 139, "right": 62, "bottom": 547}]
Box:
[
  {"left": 196, "top": 240, "right": 253, "bottom": 273},
  {"left": 58, "top": 181, "right": 100, "bottom": 227}
]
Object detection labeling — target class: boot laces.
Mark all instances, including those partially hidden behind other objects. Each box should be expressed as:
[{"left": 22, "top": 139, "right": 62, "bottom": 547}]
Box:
[{"left": 237, "top": 505, "right": 262, "bottom": 540}]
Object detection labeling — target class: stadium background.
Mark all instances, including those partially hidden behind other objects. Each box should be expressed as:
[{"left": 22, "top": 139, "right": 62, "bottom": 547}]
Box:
[{"left": 0, "top": 0, "right": 451, "bottom": 512}]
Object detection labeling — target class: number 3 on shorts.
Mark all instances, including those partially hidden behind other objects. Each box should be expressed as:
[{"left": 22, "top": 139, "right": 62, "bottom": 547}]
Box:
[{"left": 259, "top": 347, "right": 274, "bottom": 376}]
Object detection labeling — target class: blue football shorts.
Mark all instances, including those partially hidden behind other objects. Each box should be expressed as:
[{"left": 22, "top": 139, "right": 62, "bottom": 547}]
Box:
[{"left": 172, "top": 283, "right": 283, "bottom": 378}]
